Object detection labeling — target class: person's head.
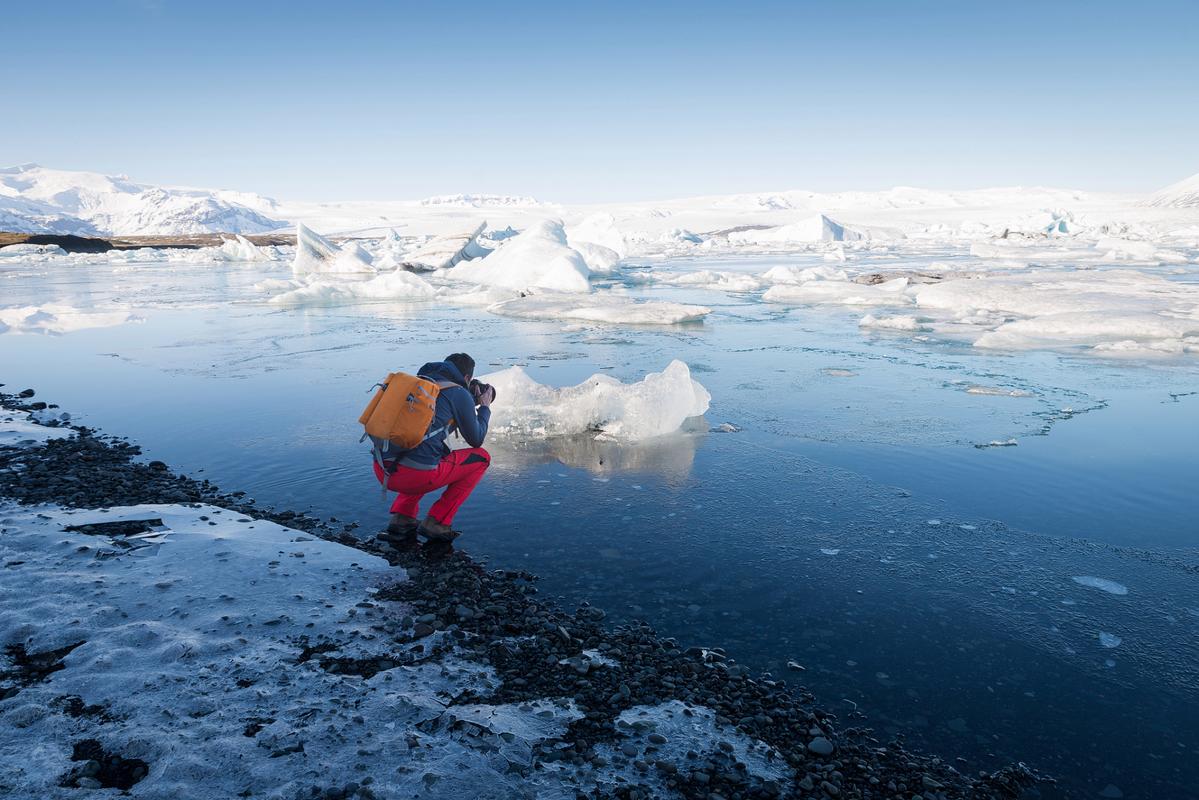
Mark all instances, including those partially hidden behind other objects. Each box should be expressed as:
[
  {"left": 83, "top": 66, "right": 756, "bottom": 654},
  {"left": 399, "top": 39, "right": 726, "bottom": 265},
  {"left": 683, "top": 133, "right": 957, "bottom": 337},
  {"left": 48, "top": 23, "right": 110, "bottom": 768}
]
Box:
[{"left": 445, "top": 352, "right": 475, "bottom": 382}]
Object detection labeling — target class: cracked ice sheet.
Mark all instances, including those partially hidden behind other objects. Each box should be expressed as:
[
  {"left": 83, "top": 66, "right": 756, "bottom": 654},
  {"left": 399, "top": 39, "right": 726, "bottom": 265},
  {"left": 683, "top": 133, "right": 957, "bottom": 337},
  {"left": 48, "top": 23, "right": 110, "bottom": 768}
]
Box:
[{"left": 0, "top": 502, "right": 580, "bottom": 799}]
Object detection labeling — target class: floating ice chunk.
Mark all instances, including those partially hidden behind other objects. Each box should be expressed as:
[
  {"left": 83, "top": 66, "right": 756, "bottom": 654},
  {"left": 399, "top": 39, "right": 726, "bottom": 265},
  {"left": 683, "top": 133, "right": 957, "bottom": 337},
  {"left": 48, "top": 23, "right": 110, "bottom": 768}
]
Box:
[
  {"left": 482, "top": 360, "right": 710, "bottom": 441},
  {"left": 1071, "top": 576, "right": 1129, "bottom": 595},
  {"left": 761, "top": 265, "right": 849, "bottom": 285},
  {"left": 268, "top": 269, "right": 437, "bottom": 306},
  {"left": 764, "top": 278, "right": 913, "bottom": 307},
  {"left": 964, "top": 385, "right": 1036, "bottom": 397},
  {"left": 859, "top": 314, "right": 925, "bottom": 331},
  {"left": 640, "top": 270, "right": 762, "bottom": 293},
  {"left": 0, "top": 304, "right": 141, "bottom": 335},
  {"left": 449, "top": 219, "right": 592, "bottom": 293},
  {"left": 1098, "top": 632, "right": 1122, "bottom": 649},
  {"left": 253, "top": 277, "right": 302, "bottom": 293},
  {"left": 0, "top": 242, "right": 66, "bottom": 257},
  {"left": 401, "top": 222, "right": 488, "bottom": 271},
  {"left": 291, "top": 223, "right": 375, "bottom": 276},
  {"left": 571, "top": 241, "right": 622, "bottom": 274},
  {"left": 819, "top": 548, "right": 840, "bottom": 555},
  {"left": 486, "top": 293, "right": 710, "bottom": 326},
  {"left": 218, "top": 234, "right": 272, "bottom": 262}
]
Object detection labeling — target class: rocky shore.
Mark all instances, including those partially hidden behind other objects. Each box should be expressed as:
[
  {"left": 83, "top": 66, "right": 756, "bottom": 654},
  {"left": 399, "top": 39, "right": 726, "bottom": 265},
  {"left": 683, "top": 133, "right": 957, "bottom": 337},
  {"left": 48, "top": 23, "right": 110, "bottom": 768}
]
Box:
[{"left": 0, "top": 386, "right": 1045, "bottom": 799}]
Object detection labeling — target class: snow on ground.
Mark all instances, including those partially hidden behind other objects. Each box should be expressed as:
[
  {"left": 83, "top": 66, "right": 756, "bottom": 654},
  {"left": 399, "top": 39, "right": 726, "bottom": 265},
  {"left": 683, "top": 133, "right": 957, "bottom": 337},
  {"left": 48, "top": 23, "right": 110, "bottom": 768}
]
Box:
[
  {"left": 482, "top": 360, "right": 710, "bottom": 441},
  {"left": 0, "top": 498, "right": 789, "bottom": 799},
  {"left": 0, "top": 305, "right": 141, "bottom": 335},
  {"left": 0, "top": 502, "right": 572, "bottom": 798},
  {"left": 0, "top": 411, "right": 74, "bottom": 447}
]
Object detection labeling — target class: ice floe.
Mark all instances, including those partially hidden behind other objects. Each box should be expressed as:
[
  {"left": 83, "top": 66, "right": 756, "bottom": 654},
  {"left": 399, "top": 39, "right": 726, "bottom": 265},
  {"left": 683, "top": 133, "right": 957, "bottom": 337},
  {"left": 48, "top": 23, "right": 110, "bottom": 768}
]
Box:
[
  {"left": 1071, "top": 576, "right": 1129, "bottom": 595},
  {"left": 268, "top": 268, "right": 437, "bottom": 306},
  {"left": 482, "top": 360, "right": 711, "bottom": 441},
  {"left": 486, "top": 293, "right": 710, "bottom": 325}
]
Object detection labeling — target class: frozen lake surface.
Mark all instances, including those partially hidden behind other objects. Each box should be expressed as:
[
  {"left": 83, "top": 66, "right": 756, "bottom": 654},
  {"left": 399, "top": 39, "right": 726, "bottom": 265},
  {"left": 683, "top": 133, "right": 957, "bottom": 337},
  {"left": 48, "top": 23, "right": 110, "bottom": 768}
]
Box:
[{"left": 2, "top": 246, "right": 1198, "bottom": 799}]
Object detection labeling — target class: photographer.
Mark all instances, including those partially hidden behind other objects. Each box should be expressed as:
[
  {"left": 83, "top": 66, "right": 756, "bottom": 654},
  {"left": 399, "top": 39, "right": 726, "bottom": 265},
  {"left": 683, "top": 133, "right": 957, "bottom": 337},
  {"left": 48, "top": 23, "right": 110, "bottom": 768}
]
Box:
[{"left": 372, "top": 352, "right": 496, "bottom": 543}]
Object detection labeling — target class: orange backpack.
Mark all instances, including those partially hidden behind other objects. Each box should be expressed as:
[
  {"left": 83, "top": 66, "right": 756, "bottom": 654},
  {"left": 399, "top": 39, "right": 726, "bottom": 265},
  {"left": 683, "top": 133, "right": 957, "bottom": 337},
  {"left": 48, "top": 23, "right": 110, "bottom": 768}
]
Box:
[{"left": 359, "top": 373, "right": 456, "bottom": 471}]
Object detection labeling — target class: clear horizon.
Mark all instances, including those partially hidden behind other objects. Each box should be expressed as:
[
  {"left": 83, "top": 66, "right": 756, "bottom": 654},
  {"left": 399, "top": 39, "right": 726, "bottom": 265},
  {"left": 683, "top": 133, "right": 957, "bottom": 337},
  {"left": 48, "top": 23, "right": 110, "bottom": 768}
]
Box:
[{"left": 3, "top": 0, "right": 1197, "bottom": 203}]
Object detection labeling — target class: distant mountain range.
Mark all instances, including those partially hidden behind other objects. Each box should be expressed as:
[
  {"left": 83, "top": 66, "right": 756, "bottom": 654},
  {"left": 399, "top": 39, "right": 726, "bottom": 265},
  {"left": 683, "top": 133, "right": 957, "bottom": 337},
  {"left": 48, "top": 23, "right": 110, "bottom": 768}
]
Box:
[
  {"left": 0, "top": 164, "right": 285, "bottom": 236},
  {"left": 1, "top": 163, "right": 1196, "bottom": 237}
]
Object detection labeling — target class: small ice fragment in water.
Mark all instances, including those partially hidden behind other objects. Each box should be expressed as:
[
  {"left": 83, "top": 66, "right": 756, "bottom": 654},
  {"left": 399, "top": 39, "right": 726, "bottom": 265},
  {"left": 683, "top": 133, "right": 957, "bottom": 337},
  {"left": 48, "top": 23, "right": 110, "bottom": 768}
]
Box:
[
  {"left": 1104, "top": 659, "right": 1117, "bottom": 669},
  {"left": 958, "top": 524, "right": 977, "bottom": 530},
  {"left": 926, "top": 519, "right": 941, "bottom": 526},
  {"left": 711, "top": 422, "right": 741, "bottom": 433},
  {"left": 820, "top": 548, "right": 840, "bottom": 555},
  {"left": 1071, "top": 576, "right": 1129, "bottom": 595},
  {"left": 1098, "top": 632, "right": 1122, "bottom": 648}
]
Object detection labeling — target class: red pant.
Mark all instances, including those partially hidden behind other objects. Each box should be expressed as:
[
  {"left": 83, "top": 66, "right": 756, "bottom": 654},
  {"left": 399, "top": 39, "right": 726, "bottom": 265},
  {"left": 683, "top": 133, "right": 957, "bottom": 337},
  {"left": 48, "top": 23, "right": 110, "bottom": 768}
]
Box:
[{"left": 373, "top": 448, "right": 490, "bottom": 525}]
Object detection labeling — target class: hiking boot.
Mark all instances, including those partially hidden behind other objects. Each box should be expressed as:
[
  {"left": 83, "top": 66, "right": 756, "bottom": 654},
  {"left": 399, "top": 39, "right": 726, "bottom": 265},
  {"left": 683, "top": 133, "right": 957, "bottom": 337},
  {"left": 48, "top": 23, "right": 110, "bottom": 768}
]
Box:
[
  {"left": 388, "top": 515, "right": 422, "bottom": 534},
  {"left": 418, "top": 516, "right": 460, "bottom": 542}
]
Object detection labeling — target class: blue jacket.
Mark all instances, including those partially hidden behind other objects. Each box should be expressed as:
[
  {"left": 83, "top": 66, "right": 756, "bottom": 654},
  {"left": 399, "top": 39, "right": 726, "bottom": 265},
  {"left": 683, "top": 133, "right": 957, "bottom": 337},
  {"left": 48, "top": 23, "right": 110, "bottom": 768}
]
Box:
[{"left": 393, "top": 360, "right": 490, "bottom": 470}]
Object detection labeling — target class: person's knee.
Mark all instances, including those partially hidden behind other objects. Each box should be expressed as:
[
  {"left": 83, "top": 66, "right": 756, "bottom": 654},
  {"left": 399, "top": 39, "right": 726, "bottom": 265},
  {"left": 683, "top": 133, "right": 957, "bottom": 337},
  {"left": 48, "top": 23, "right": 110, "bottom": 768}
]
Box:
[{"left": 462, "top": 448, "right": 490, "bottom": 469}]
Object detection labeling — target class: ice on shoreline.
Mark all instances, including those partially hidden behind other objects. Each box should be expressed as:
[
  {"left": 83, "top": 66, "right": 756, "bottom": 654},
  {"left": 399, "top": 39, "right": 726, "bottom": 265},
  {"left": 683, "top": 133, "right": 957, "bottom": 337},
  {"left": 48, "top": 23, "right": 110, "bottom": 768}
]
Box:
[{"left": 483, "top": 360, "right": 711, "bottom": 441}]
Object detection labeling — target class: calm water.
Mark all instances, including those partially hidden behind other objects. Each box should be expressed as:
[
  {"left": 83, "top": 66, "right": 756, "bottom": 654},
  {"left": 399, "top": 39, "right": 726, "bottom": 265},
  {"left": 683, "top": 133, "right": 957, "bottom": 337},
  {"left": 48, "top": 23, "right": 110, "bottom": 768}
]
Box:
[{"left": 2, "top": 253, "right": 1197, "bottom": 799}]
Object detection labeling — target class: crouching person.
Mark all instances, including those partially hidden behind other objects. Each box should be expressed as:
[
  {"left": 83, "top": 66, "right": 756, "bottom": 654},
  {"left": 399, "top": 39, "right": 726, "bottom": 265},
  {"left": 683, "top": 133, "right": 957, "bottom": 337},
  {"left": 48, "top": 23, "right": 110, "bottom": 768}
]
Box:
[{"left": 372, "top": 353, "right": 496, "bottom": 543}]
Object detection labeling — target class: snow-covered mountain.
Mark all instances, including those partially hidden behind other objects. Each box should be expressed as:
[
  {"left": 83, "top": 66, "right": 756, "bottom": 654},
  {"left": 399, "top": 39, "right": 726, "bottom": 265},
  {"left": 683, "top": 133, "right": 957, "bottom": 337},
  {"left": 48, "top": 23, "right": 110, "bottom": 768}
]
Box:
[
  {"left": 419, "top": 193, "right": 543, "bottom": 208},
  {"left": 1145, "top": 171, "right": 1199, "bottom": 208},
  {"left": 0, "top": 164, "right": 286, "bottom": 236}
]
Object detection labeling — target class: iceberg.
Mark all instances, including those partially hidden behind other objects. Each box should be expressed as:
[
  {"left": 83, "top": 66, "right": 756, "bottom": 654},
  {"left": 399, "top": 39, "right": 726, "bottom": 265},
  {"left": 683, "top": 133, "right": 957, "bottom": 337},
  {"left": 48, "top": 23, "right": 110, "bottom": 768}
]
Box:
[
  {"left": 218, "top": 234, "right": 273, "bottom": 262},
  {"left": 291, "top": 223, "right": 376, "bottom": 276},
  {"left": 448, "top": 219, "right": 592, "bottom": 293},
  {"left": 482, "top": 360, "right": 711, "bottom": 441},
  {"left": 566, "top": 212, "right": 628, "bottom": 257},
  {"left": 401, "top": 222, "right": 490, "bottom": 271}
]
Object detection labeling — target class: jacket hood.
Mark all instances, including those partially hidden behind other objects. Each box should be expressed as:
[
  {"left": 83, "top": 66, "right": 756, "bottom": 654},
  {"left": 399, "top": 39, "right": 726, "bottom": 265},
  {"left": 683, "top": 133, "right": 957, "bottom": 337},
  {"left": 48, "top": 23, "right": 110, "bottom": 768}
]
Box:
[{"left": 417, "top": 360, "right": 469, "bottom": 387}]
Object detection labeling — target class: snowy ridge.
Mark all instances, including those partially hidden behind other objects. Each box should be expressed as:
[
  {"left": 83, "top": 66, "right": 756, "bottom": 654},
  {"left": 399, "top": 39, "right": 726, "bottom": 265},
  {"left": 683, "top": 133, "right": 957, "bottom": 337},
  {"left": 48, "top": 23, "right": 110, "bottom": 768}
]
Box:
[
  {"left": 0, "top": 164, "right": 285, "bottom": 236},
  {"left": 1145, "top": 171, "right": 1199, "bottom": 208}
]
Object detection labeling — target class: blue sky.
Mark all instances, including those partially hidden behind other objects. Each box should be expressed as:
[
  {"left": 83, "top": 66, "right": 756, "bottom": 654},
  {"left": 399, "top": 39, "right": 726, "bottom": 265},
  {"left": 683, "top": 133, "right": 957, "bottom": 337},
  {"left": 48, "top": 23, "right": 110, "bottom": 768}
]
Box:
[{"left": 3, "top": 0, "right": 1196, "bottom": 202}]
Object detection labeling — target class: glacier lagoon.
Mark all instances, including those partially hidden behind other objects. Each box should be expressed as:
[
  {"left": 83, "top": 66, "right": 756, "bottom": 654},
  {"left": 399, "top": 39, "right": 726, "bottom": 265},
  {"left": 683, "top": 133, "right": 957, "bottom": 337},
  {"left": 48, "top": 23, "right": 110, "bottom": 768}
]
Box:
[{"left": 2, "top": 248, "right": 1197, "bottom": 800}]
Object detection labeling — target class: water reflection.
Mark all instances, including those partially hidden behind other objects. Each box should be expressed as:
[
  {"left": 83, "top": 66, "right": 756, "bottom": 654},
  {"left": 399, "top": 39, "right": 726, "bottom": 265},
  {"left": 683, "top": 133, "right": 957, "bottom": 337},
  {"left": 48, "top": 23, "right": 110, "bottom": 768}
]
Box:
[{"left": 486, "top": 421, "right": 707, "bottom": 483}]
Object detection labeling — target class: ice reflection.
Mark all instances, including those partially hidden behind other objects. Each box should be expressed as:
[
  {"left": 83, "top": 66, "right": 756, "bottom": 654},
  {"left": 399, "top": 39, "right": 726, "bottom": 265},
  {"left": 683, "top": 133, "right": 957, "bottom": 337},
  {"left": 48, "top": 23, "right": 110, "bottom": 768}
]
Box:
[{"left": 487, "top": 422, "right": 706, "bottom": 483}]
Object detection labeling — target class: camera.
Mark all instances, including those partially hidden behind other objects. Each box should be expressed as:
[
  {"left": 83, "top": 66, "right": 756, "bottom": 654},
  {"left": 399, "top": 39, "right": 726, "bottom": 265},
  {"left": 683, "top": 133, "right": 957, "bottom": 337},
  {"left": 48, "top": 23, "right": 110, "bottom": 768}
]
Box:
[{"left": 469, "top": 379, "right": 496, "bottom": 405}]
